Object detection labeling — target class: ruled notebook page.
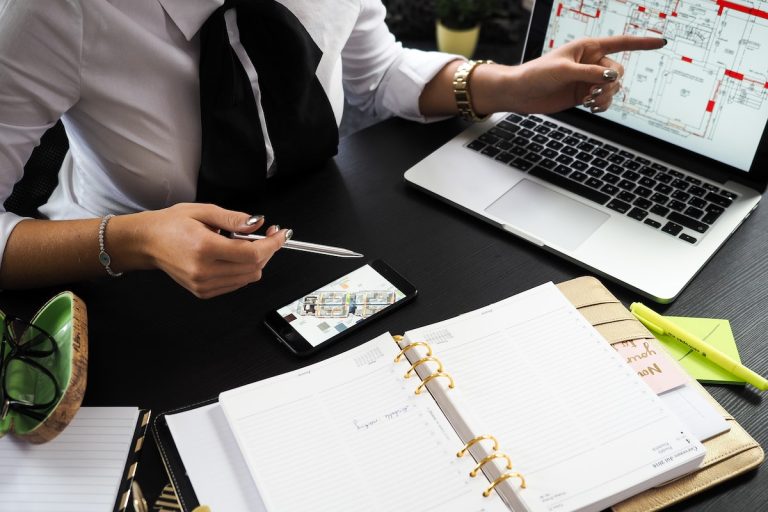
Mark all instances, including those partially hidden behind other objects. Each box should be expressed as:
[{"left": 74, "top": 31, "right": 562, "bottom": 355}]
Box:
[
  {"left": 219, "top": 333, "right": 509, "bottom": 512},
  {"left": 0, "top": 407, "right": 139, "bottom": 512},
  {"left": 404, "top": 283, "right": 705, "bottom": 512}
]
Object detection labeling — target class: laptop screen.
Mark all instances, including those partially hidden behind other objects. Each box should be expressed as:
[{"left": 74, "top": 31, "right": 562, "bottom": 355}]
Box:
[{"left": 525, "top": 0, "right": 768, "bottom": 176}]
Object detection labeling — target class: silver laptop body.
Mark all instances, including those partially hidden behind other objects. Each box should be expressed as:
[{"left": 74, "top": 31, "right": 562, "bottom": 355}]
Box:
[{"left": 405, "top": 0, "right": 767, "bottom": 302}]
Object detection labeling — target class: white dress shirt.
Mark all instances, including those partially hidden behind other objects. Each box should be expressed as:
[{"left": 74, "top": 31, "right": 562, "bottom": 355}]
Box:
[{"left": 0, "top": 0, "right": 458, "bottom": 267}]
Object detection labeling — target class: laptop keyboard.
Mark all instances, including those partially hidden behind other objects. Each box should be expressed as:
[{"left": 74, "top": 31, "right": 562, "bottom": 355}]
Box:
[{"left": 465, "top": 113, "right": 738, "bottom": 245}]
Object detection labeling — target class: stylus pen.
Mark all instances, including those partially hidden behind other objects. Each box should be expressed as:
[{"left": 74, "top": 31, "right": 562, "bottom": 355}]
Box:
[{"left": 226, "top": 231, "right": 364, "bottom": 258}]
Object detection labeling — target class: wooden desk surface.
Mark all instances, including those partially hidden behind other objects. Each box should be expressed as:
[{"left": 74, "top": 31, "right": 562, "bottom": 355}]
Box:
[{"left": 3, "top": 117, "right": 765, "bottom": 511}]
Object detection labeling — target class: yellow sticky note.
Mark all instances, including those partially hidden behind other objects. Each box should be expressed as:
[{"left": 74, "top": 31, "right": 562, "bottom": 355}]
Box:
[{"left": 653, "top": 317, "right": 745, "bottom": 385}]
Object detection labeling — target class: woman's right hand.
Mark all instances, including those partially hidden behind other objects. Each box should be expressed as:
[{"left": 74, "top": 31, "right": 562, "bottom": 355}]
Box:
[{"left": 124, "top": 203, "right": 290, "bottom": 298}]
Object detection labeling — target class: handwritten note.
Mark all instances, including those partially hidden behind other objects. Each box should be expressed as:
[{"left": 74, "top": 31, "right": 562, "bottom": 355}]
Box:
[{"left": 612, "top": 338, "right": 688, "bottom": 393}]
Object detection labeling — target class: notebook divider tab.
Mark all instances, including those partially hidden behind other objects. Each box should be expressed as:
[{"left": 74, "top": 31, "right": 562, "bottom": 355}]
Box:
[
  {"left": 116, "top": 409, "right": 152, "bottom": 512},
  {"left": 391, "top": 334, "right": 526, "bottom": 501}
]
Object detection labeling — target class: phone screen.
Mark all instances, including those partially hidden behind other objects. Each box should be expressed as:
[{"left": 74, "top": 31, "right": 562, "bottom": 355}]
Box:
[{"left": 266, "top": 260, "right": 416, "bottom": 355}]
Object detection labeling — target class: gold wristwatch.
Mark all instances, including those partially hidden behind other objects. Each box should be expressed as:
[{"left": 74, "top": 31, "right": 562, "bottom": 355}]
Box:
[{"left": 453, "top": 59, "right": 494, "bottom": 122}]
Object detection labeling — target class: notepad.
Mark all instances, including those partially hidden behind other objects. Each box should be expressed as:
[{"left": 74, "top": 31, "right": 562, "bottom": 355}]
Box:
[
  {"left": 177, "top": 283, "right": 702, "bottom": 512},
  {"left": 0, "top": 407, "right": 141, "bottom": 512}
]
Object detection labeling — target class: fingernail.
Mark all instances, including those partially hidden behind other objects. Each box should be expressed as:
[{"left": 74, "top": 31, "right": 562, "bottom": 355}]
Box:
[
  {"left": 602, "top": 69, "right": 619, "bottom": 81},
  {"left": 272, "top": 225, "right": 280, "bottom": 233},
  {"left": 245, "top": 215, "right": 264, "bottom": 226},
  {"left": 284, "top": 229, "right": 293, "bottom": 242},
  {"left": 583, "top": 98, "right": 597, "bottom": 108},
  {"left": 663, "top": 38, "right": 668, "bottom": 46},
  {"left": 590, "top": 105, "right": 603, "bottom": 113},
  {"left": 590, "top": 87, "right": 603, "bottom": 98}
]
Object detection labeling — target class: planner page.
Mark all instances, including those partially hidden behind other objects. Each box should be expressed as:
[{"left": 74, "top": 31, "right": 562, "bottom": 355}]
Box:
[
  {"left": 403, "top": 283, "right": 705, "bottom": 512},
  {"left": 219, "top": 333, "right": 509, "bottom": 512},
  {"left": 0, "top": 407, "right": 139, "bottom": 512}
]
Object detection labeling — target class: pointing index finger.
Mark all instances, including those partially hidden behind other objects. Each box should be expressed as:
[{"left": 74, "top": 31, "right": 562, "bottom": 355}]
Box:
[{"left": 592, "top": 36, "right": 666, "bottom": 55}]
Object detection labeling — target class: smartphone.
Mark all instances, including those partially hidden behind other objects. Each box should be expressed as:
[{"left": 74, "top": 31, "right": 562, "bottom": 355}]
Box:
[{"left": 264, "top": 259, "right": 417, "bottom": 356}]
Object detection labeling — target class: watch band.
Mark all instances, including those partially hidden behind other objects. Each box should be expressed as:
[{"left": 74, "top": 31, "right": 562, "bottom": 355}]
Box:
[{"left": 453, "top": 59, "right": 494, "bottom": 122}]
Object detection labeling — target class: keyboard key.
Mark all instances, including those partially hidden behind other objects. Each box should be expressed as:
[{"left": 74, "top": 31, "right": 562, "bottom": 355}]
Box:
[
  {"left": 655, "top": 184, "right": 673, "bottom": 195},
  {"left": 593, "top": 148, "right": 611, "bottom": 158},
  {"left": 644, "top": 218, "right": 661, "bottom": 228},
  {"left": 706, "top": 204, "right": 725, "bottom": 214},
  {"left": 490, "top": 127, "right": 514, "bottom": 140},
  {"left": 684, "top": 175, "right": 701, "bottom": 185},
  {"left": 512, "top": 136, "right": 528, "bottom": 146},
  {"left": 634, "top": 197, "right": 652, "bottom": 209},
  {"left": 497, "top": 120, "right": 519, "bottom": 132},
  {"left": 603, "top": 173, "right": 619, "bottom": 184},
  {"left": 546, "top": 140, "right": 564, "bottom": 150},
  {"left": 521, "top": 119, "right": 537, "bottom": 129},
  {"left": 539, "top": 158, "right": 557, "bottom": 170},
  {"left": 667, "top": 200, "right": 686, "bottom": 212},
  {"left": 481, "top": 146, "right": 501, "bottom": 157},
  {"left": 562, "top": 146, "right": 579, "bottom": 156},
  {"left": 591, "top": 158, "right": 609, "bottom": 169},
  {"left": 688, "top": 185, "right": 706, "bottom": 197},
  {"left": 512, "top": 158, "right": 534, "bottom": 171},
  {"left": 703, "top": 183, "right": 720, "bottom": 192},
  {"left": 701, "top": 211, "right": 721, "bottom": 225},
  {"left": 585, "top": 177, "right": 603, "bottom": 189},
  {"left": 671, "top": 190, "right": 690, "bottom": 202},
  {"left": 606, "top": 164, "right": 623, "bottom": 175},
  {"left": 624, "top": 160, "right": 641, "bottom": 171},
  {"left": 563, "top": 136, "right": 580, "bottom": 146},
  {"left": 628, "top": 207, "right": 648, "bottom": 221},
  {"left": 570, "top": 171, "right": 588, "bottom": 182},
  {"left": 655, "top": 173, "right": 673, "bottom": 184},
  {"left": 557, "top": 126, "right": 573, "bottom": 134},
  {"left": 679, "top": 233, "right": 697, "bottom": 244},
  {"left": 577, "top": 142, "right": 595, "bottom": 152},
  {"left": 619, "top": 150, "right": 636, "bottom": 159},
  {"left": 588, "top": 138, "right": 603, "bottom": 146},
  {"left": 601, "top": 183, "right": 619, "bottom": 195},
  {"left": 622, "top": 170, "right": 640, "bottom": 181},
  {"left": 525, "top": 153, "right": 543, "bottom": 163},
  {"left": 573, "top": 132, "right": 588, "bottom": 140},
  {"left": 467, "top": 140, "right": 485, "bottom": 151},
  {"left": 603, "top": 144, "right": 619, "bottom": 153},
  {"left": 684, "top": 206, "right": 704, "bottom": 219},
  {"left": 639, "top": 177, "right": 656, "bottom": 188},
  {"left": 554, "top": 164, "right": 571, "bottom": 175},
  {"left": 555, "top": 154, "right": 574, "bottom": 165},
  {"left": 495, "top": 152, "right": 515, "bottom": 164},
  {"left": 576, "top": 151, "right": 594, "bottom": 162},
  {"left": 541, "top": 148, "right": 558, "bottom": 159},
  {"left": 479, "top": 133, "right": 500, "bottom": 145},
  {"left": 529, "top": 115, "right": 543, "bottom": 123},
  {"left": 651, "top": 162, "right": 668, "bottom": 172},
  {"left": 618, "top": 191, "right": 636, "bottom": 202},
  {"left": 586, "top": 167, "right": 604, "bottom": 178},
  {"left": 667, "top": 211, "right": 709, "bottom": 233},
  {"left": 670, "top": 179, "right": 689, "bottom": 190},
  {"left": 634, "top": 186, "right": 652, "bottom": 198},
  {"left": 543, "top": 120, "right": 558, "bottom": 128},
  {"left": 721, "top": 190, "right": 738, "bottom": 200},
  {"left": 607, "top": 198, "right": 631, "bottom": 213},
  {"left": 688, "top": 197, "right": 706, "bottom": 209},
  {"left": 550, "top": 131, "right": 566, "bottom": 141},
  {"left": 705, "top": 192, "right": 732, "bottom": 208},
  {"left": 662, "top": 221, "right": 683, "bottom": 236},
  {"left": 608, "top": 154, "right": 625, "bottom": 164},
  {"left": 572, "top": 160, "right": 589, "bottom": 171},
  {"left": 529, "top": 166, "right": 611, "bottom": 204},
  {"left": 639, "top": 166, "right": 656, "bottom": 177},
  {"left": 506, "top": 113, "right": 523, "bottom": 123},
  {"left": 618, "top": 179, "right": 636, "bottom": 191},
  {"left": 497, "top": 140, "right": 513, "bottom": 151},
  {"left": 668, "top": 169, "right": 684, "bottom": 178},
  {"left": 527, "top": 142, "right": 544, "bottom": 153},
  {"left": 651, "top": 204, "right": 670, "bottom": 216},
  {"left": 534, "top": 125, "right": 551, "bottom": 135},
  {"left": 635, "top": 156, "right": 651, "bottom": 165},
  {"left": 532, "top": 134, "right": 548, "bottom": 144},
  {"left": 510, "top": 146, "right": 527, "bottom": 156},
  {"left": 519, "top": 128, "right": 535, "bottom": 138}
]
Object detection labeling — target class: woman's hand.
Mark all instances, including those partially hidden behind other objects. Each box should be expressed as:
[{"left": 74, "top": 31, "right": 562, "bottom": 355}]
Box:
[
  {"left": 477, "top": 36, "right": 666, "bottom": 115},
  {"left": 127, "top": 203, "right": 290, "bottom": 299}
]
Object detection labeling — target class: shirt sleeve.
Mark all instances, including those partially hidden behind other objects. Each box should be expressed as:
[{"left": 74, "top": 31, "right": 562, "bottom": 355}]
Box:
[
  {"left": 341, "top": 0, "right": 462, "bottom": 123},
  {"left": 0, "top": 0, "right": 82, "bottom": 262}
]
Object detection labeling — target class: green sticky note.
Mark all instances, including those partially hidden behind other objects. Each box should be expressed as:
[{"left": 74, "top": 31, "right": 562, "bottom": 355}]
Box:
[{"left": 653, "top": 317, "right": 745, "bottom": 385}]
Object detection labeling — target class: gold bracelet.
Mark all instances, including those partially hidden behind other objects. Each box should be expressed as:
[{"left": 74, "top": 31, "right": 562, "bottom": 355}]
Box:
[{"left": 453, "top": 59, "right": 494, "bottom": 122}]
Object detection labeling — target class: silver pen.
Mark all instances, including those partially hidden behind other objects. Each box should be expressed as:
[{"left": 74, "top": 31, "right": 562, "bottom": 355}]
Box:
[{"left": 228, "top": 232, "right": 363, "bottom": 258}]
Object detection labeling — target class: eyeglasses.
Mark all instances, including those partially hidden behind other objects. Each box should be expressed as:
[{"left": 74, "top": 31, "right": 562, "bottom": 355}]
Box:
[{"left": 0, "top": 316, "right": 61, "bottom": 423}]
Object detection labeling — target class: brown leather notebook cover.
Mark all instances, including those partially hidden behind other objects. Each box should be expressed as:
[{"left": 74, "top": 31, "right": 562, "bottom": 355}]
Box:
[{"left": 557, "top": 276, "right": 764, "bottom": 512}]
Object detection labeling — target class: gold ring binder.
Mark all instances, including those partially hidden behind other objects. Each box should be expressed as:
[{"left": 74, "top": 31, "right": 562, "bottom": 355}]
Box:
[
  {"left": 404, "top": 356, "right": 444, "bottom": 378},
  {"left": 469, "top": 453, "right": 513, "bottom": 477},
  {"left": 483, "top": 472, "right": 527, "bottom": 497},
  {"left": 393, "top": 341, "right": 432, "bottom": 363},
  {"left": 414, "top": 371, "right": 455, "bottom": 395},
  {"left": 457, "top": 435, "right": 499, "bottom": 458}
]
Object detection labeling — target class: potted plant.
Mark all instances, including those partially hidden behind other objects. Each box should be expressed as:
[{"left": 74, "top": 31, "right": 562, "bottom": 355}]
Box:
[{"left": 435, "top": 0, "right": 497, "bottom": 58}]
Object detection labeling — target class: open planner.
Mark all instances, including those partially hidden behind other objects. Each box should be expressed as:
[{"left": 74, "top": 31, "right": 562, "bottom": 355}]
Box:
[{"left": 154, "top": 280, "right": 752, "bottom": 512}]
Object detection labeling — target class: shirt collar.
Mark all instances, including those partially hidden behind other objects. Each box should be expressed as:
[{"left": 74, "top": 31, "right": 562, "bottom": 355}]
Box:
[{"left": 157, "top": 0, "right": 225, "bottom": 41}]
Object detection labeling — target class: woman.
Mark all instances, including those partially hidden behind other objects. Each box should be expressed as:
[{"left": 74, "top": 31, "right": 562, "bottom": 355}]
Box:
[{"left": 0, "top": 0, "right": 663, "bottom": 298}]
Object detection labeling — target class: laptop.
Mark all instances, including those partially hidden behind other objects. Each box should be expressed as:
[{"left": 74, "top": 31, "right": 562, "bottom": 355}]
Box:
[{"left": 404, "top": 0, "right": 768, "bottom": 302}]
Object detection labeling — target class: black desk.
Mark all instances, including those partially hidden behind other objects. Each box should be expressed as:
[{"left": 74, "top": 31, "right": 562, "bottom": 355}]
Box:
[{"left": 5, "top": 117, "right": 766, "bottom": 511}]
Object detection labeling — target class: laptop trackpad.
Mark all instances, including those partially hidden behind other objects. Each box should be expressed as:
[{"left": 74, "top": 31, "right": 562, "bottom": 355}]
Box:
[{"left": 485, "top": 179, "right": 609, "bottom": 251}]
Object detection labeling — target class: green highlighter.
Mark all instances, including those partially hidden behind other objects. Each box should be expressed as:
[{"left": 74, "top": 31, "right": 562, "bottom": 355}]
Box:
[{"left": 631, "top": 302, "right": 768, "bottom": 391}]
